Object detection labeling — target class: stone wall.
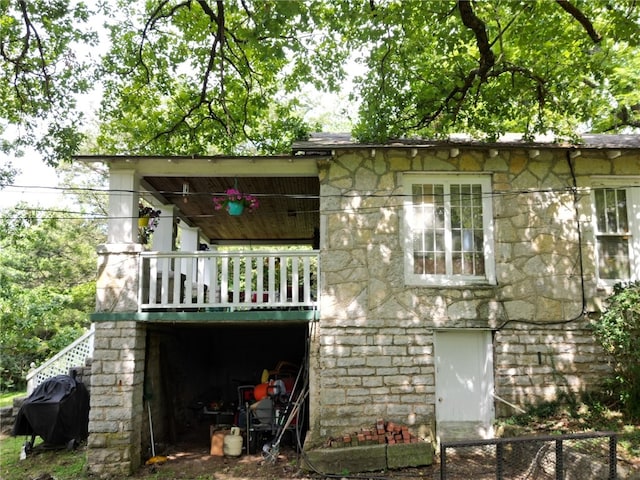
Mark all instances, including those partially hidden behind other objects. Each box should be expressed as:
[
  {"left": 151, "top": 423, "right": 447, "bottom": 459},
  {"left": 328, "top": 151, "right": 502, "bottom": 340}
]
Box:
[
  {"left": 308, "top": 146, "right": 633, "bottom": 444},
  {"left": 494, "top": 322, "right": 611, "bottom": 416},
  {"left": 87, "top": 320, "right": 146, "bottom": 477}
]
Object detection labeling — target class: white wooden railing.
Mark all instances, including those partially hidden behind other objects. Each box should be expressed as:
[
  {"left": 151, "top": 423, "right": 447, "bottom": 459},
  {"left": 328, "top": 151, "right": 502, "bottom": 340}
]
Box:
[
  {"left": 26, "top": 325, "right": 95, "bottom": 394},
  {"left": 138, "top": 250, "right": 319, "bottom": 311}
]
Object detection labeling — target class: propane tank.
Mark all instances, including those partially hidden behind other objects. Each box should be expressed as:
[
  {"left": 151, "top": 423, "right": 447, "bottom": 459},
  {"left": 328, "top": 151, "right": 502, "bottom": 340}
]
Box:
[{"left": 223, "top": 426, "right": 243, "bottom": 457}]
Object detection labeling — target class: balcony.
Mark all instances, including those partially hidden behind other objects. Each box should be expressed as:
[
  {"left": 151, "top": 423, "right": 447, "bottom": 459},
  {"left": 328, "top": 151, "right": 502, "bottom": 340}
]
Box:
[{"left": 138, "top": 250, "right": 319, "bottom": 312}]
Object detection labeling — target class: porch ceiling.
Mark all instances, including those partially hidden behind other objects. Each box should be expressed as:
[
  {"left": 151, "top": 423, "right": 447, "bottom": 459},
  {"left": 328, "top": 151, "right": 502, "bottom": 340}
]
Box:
[{"left": 142, "top": 175, "right": 320, "bottom": 245}]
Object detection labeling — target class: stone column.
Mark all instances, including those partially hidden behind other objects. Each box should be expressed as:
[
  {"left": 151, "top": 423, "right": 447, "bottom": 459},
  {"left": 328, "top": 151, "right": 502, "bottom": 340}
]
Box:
[
  {"left": 86, "top": 320, "right": 146, "bottom": 477},
  {"left": 95, "top": 243, "right": 144, "bottom": 312},
  {"left": 89, "top": 242, "right": 146, "bottom": 476}
]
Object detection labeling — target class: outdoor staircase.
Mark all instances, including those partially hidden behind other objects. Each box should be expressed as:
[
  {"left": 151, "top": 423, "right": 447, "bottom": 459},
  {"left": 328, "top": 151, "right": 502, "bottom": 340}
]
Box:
[{"left": 25, "top": 325, "right": 95, "bottom": 395}]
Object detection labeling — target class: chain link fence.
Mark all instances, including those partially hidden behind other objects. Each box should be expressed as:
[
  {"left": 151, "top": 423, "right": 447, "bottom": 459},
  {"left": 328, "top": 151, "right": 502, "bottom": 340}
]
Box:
[{"left": 440, "top": 431, "right": 617, "bottom": 479}]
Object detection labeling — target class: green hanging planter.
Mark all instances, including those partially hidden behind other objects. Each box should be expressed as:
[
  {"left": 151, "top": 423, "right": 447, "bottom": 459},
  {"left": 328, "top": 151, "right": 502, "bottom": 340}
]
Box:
[
  {"left": 227, "top": 200, "right": 245, "bottom": 216},
  {"left": 213, "top": 179, "right": 260, "bottom": 215}
]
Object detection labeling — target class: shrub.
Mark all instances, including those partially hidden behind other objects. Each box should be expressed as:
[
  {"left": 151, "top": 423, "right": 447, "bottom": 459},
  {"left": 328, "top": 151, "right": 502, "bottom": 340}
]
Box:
[{"left": 592, "top": 281, "right": 640, "bottom": 419}]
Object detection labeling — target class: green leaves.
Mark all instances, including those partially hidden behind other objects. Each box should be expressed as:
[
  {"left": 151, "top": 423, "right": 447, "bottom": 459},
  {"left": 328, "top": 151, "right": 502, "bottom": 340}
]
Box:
[
  {"left": 97, "top": 0, "right": 316, "bottom": 155},
  {"left": 0, "top": 0, "right": 98, "bottom": 165},
  {"left": 348, "top": 0, "right": 640, "bottom": 141},
  {"left": 1, "top": 1, "right": 638, "bottom": 164},
  {"left": 593, "top": 281, "right": 640, "bottom": 418},
  {"left": 0, "top": 202, "right": 102, "bottom": 390}
]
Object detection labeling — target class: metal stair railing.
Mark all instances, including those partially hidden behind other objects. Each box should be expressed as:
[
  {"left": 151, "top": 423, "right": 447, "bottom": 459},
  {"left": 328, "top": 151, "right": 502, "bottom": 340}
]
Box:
[{"left": 25, "top": 325, "right": 95, "bottom": 395}]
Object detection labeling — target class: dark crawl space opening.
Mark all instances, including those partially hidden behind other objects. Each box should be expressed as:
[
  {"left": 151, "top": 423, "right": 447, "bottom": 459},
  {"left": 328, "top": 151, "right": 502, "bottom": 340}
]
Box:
[{"left": 142, "top": 322, "right": 309, "bottom": 458}]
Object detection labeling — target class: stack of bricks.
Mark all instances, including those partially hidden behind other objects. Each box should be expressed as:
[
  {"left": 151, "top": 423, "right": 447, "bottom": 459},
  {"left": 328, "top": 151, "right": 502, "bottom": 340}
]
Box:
[{"left": 327, "top": 418, "right": 421, "bottom": 448}]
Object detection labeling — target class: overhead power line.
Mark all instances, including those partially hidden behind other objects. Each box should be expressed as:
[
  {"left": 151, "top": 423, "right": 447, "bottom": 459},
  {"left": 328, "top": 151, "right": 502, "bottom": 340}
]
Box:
[{"left": 2, "top": 182, "right": 639, "bottom": 200}]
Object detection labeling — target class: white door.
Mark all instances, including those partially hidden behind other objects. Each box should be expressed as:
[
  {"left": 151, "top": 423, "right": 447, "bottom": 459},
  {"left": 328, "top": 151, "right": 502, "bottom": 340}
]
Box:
[{"left": 435, "top": 330, "right": 494, "bottom": 440}]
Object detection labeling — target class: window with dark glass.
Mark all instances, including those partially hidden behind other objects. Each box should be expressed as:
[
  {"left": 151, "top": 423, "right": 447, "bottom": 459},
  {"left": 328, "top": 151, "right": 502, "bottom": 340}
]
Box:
[
  {"left": 594, "top": 187, "right": 631, "bottom": 281},
  {"left": 405, "top": 174, "right": 494, "bottom": 286}
]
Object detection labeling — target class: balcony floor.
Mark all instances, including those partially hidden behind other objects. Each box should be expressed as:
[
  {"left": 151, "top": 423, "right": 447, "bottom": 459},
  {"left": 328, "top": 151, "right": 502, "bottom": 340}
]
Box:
[{"left": 90, "top": 308, "right": 318, "bottom": 324}]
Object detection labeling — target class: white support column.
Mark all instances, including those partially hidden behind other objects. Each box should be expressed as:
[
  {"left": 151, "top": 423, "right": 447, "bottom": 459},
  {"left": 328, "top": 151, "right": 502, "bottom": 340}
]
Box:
[
  {"left": 107, "top": 170, "right": 138, "bottom": 244},
  {"left": 151, "top": 204, "right": 177, "bottom": 252},
  {"left": 179, "top": 225, "right": 201, "bottom": 299},
  {"left": 179, "top": 224, "right": 200, "bottom": 252}
]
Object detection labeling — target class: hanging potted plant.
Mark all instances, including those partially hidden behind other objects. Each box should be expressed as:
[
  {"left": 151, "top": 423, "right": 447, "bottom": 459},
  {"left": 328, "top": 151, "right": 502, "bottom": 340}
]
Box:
[
  {"left": 212, "top": 188, "right": 260, "bottom": 216},
  {"left": 138, "top": 203, "right": 161, "bottom": 243}
]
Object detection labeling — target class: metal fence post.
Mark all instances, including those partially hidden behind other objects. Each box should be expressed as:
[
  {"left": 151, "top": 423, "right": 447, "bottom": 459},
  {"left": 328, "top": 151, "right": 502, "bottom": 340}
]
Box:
[
  {"left": 496, "top": 441, "right": 503, "bottom": 480},
  {"left": 609, "top": 434, "right": 617, "bottom": 480},
  {"left": 440, "top": 442, "right": 446, "bottom": 480},
  {"left": 555, "top": 439, "right": 563, "bottom": 480}
]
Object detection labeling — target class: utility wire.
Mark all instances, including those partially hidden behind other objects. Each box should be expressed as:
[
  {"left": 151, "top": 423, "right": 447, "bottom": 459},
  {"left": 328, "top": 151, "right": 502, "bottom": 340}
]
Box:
[
  {"left": 2, "top": 181, "right": 636, "bottom": 223},
  {"left": 0, "top": 195, "right": 610, "bottom": 222},
  {"left": 1, "top": 182, "right": 639, "bottom": 200}
]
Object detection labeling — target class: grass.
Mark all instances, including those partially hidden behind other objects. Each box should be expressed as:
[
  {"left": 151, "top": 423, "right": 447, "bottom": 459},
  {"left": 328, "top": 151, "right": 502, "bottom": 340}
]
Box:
[
  {"left": 0, "top": 437, "right": 217, "bottom": 480},
  {"left": 0, "top": 391, "right": 25, "bottom": 408},
  {"left": 0, "top": 436, "right": 86, "bottom": 480}
]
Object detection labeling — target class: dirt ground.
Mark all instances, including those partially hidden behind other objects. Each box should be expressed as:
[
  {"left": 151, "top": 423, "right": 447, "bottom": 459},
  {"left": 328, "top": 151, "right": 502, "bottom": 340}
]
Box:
[
  {"left": 133, "top": 445, "right": 312, "bottom": 479},
  {"left": 132, "top": 439, "right": 439, "bottom": 480}
]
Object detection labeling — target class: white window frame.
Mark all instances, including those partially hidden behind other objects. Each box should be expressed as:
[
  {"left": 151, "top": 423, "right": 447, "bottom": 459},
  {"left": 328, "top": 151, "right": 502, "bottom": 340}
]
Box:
[
  {"left": 590, "top": 176, "right": 640, "bottom": 286},
  {"left": 403, "top": 173, "right": 496, "bottom": 287}
]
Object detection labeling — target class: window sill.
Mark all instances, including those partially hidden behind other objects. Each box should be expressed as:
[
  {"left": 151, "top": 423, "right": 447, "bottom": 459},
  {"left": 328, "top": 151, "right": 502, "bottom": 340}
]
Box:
[{"left": 405, "top": 277, "right": 497, "bottom": 288}]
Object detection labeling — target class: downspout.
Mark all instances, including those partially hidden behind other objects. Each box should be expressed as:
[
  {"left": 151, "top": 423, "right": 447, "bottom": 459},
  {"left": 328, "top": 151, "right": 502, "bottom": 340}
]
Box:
[{"left": 566, "top": 148, "right": 588, "bottom": 317}]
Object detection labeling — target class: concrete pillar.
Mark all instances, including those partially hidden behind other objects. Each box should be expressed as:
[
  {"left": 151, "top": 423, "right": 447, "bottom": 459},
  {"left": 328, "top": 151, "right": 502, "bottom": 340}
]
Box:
[{"left": 179, "top": 224, "right": 200, "bottom": 251}]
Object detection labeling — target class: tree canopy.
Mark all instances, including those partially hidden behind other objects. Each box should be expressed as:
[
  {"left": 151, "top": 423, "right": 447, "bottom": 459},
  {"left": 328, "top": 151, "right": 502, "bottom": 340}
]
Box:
[
  {"left": 1, "top": 0, "right": 639, "bottom": 165},
  {"left": 0, "top": 0, "right": 97, "bottom": 166},
  {"left": 0, "top": 160, "right": 107, "bottom": 389},
  {"left": 0, "top": 202, "right": 104, "bottom": 390}
]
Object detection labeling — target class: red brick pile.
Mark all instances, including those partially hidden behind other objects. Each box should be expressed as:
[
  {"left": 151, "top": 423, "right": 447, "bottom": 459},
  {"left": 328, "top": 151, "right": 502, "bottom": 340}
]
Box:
[{"left": 326, "top": 418, "right": 422, "bottom": 448}]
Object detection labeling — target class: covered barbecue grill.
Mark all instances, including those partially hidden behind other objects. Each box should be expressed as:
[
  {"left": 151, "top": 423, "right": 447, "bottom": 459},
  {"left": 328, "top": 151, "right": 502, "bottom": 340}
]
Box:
[{"left": 12, "top": 374, "right": 90, "bottom": 452}]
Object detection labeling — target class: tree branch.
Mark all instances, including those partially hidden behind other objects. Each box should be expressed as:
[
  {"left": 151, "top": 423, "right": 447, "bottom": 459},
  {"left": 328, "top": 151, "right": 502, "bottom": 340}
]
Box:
[
  {"left": 457, "top": 0, "right": 495, "bottom": 76},
  {"left": 7, "top": 0, "right": 53, "bottom": 100},
  {"left": 408, "top": 2, "right": 554, "bottom": 131},
  {"left": 198, "top": 0, "right": 235, "bottom": 134},
  {"left": 149, "top": 0, "right": 258, "bottom": 143},
  {"left": 606, "top": 104, "right": 640, "bottom": 130},
  {"left": 139, "top": 1, "right": 191, "bottom": 82},
  {"left": 556, "top": 0, "right": 602, "bottom": 43},
  {"left": 412, "top": 62, "right": 546, "bottom": 131},
  {"left": 412, "top": 1, "right": 497, "bottom": 127}
]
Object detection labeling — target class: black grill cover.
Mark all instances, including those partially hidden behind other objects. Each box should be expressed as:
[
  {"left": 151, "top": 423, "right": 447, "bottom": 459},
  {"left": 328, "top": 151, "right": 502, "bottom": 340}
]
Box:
[{"left": 12, "top": 374, "right": 90, "bottom": 445}]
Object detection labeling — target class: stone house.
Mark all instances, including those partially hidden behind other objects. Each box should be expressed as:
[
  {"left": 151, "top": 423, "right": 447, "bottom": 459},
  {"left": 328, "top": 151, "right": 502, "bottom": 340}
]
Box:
[{"left": 77, "top": 133, "right": 640, "bottom": 476}]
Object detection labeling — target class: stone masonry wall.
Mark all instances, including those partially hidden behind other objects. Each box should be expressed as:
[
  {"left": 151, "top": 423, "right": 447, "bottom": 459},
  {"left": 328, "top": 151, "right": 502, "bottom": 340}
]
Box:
[
  {"left": 87, "top": 320, "right": 146, "bottom": 477},
  {"left": 494, "top": 322, "right": 611, "bottom": 416},
  {"left": 307, "top": 146, "right": 635, "bottom": 445}
]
